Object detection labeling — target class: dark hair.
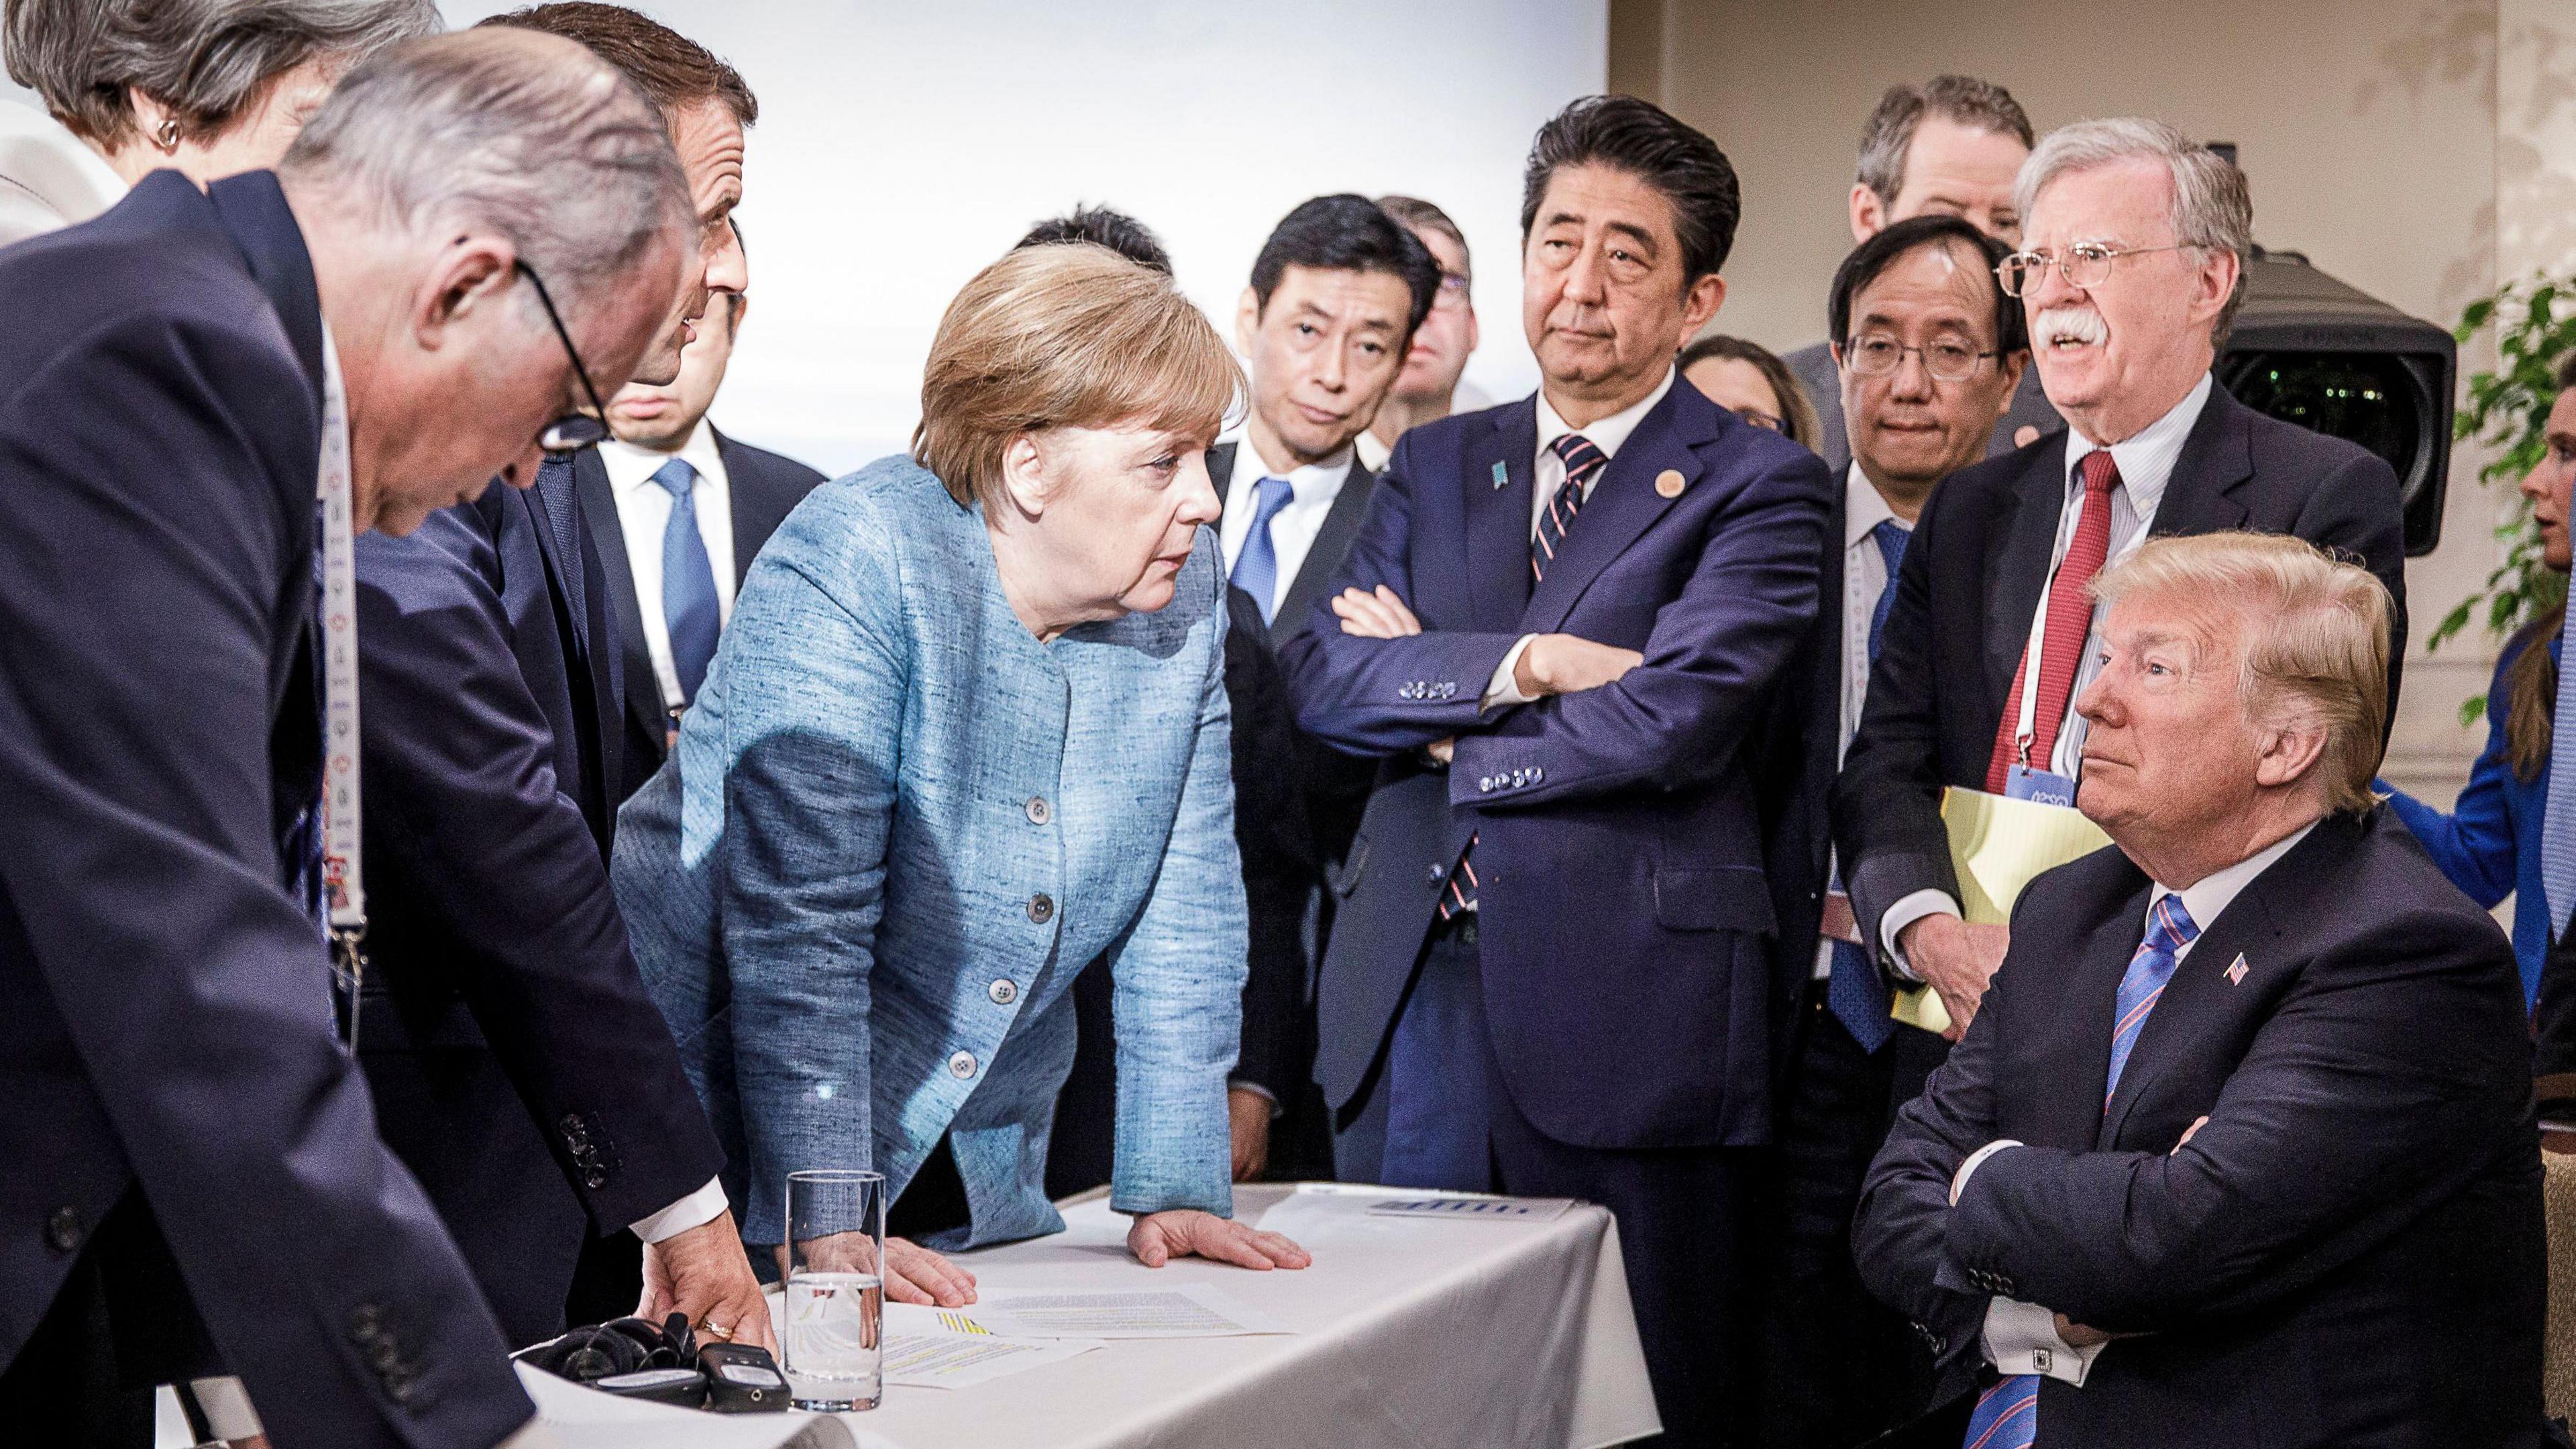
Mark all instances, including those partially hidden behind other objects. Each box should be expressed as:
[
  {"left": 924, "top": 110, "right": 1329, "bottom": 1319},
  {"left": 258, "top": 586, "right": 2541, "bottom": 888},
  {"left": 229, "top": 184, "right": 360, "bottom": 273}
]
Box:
[
  {"left": 1016, "top": 204, "right": 1172, "bottom": 276},
  {"left": 1827, "top": 213, "right": 2025, "bottom": 356},
  {"left": 4, "top": 0, "right": 437, "bottom": 146},
  {"left": 2498, "top": 349, "right": 2576, "bottom": 780},
  {"left": 480, "top": 3, "right": 756, "bottom": 124},
  {"left": 1249, "top": 193, "right": 1442, "bottom": 335},
  {"left": 1854, "top": 74, "right": 2033, "bottom": 207},
  {"left": 1375, "top": 193, "right": 1469, "bottom": 276},
  {"left": 1521, "top": 94, "right": 1740, "bottom": 286},
  {"left": 1676, "top": 335, "right": 1822, "bottom": 451}
]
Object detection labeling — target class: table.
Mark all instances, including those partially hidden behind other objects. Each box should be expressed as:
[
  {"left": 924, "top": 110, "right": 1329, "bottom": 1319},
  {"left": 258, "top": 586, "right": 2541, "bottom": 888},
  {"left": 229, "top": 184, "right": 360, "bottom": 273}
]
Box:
[{"left": 529, "top": 1182, "right": 1660, "bottom": 1449}]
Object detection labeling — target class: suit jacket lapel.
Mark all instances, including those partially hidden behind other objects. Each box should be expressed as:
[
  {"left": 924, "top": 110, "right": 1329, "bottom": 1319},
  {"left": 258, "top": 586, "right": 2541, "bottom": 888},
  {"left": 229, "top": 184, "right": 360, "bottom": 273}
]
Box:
[
  {"left": 2031, "top": 875, "right": 2150, "bottom": 1152},
  {"left": 1275, "top": 458, "right": 1375, "bottom": 643},
  {"left": 205, "top": 172, "right": 323, "bottom": 408},
  {"left": 1464, "top": 400, "right": 1538, "bottom": 633},
  {"left": 573, "top": 447, "right": 665, "bottom": 761},
  {"left": 2145, "top": 384, "right": 2255, "bottom": 539},
  {"left": 1981, "top": 446, "right": 2068, "bottom": 727},
  {"left": 1521, "top": 385, "right": 1706, "bottom": 635},
  {"left": 1207, "top": 442, "right": 1238, "bottom": 512}
]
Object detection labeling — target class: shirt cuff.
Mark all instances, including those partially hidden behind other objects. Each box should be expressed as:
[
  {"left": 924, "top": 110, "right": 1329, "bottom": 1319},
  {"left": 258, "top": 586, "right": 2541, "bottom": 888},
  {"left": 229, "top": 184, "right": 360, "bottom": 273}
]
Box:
[
  {"left": 1483, "top": 635, "right": 1540, "bottom": 711},
  {"left": 630, "top": 1175, "right": 728, "bottom": 1244},
  {"left": 1980, "top": 1297, "right": 2108, "bottom": 1386},
  {"left": 1228, "top": 1078, "right": 1283, "bottom": 1116},
  {"left": 1880, "top": 890, "right": 1964, "bottom": 983},
  {"left": 1951, "top": 1138, "right": 2024, "bottom": 1205},
  {"left": 188, "top": 1377, "right": 263, "bottom": 1440}
]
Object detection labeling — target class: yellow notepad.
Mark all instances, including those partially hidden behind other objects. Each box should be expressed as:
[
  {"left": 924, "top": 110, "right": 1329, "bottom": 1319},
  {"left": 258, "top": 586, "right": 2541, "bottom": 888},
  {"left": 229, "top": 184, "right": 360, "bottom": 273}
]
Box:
[{"left": 1890, "top": 786, "right": 2113, "bottom": 1035}]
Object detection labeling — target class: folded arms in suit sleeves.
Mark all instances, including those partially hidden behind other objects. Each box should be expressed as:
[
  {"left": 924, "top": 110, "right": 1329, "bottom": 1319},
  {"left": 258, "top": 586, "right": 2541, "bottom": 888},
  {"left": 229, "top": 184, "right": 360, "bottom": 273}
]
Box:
[
  {"left": 354, "top": 511, "right": 726, "bottom": 1233},
  {"left": 0, "top": 311, "right": 531, "bottom": 1446},
  {"left": 1858, "top": 876, "right": 2531, "bottom": 1344}
]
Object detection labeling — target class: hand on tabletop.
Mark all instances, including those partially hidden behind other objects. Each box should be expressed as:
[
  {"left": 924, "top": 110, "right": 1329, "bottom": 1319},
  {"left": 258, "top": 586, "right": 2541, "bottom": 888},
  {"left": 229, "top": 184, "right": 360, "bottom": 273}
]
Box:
[
  {"left": 774, "top": 1230, "right": 977, "bottom": 1308},
  {"left": 1332, "top": 585, "right": 1423, "bottom": 639},
  {"left": 1228, "top": 1086, "right": 1273, "bottom": 1181},
  {"left": 643, "top": 1210, "right": 778, "bottom": 1354},
  {"left": 1896, "top": 915, "right": 2010, "bottom": 1040},
  {"left": 1127, "top": 1209, "right": 1310, "bottom": 1271}
]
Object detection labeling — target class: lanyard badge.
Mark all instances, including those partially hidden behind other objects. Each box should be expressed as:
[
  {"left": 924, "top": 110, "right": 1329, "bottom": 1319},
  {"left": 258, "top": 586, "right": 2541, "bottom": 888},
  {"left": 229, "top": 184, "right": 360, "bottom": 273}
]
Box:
[{"left": 316, "top": 337, "right": 368, "bottom": 1048}]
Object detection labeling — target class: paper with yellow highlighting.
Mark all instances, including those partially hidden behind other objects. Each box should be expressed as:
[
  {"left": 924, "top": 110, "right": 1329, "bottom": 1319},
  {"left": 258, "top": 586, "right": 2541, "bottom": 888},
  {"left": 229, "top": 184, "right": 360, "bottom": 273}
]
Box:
[{"left": 1890, "top": 786, "right": 2113, "bottom": 1035}]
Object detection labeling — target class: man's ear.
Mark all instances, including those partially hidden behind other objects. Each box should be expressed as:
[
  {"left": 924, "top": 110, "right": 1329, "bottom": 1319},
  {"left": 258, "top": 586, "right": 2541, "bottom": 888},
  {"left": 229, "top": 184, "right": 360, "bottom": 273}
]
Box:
[
  {"left": 2253, "top": 719, "right": 2330, "bottom": 791},
  {"left": 1234, "top": 287, "right": 1263, "bottom": 358},
  {"left": 2194, "top": 247, "right": 2242, "bottom": 332},
  {"left": 1849, "top": 182, "right": 1885, "bottom": 244},
  {"left": 414, "top": 235, "right": 518, "bottom": 352},
  {"left": 1681, "top": 272, "right": 1727, "bottom": 335},
  {"left": 996, "top": 433, "right": 1052, "bottom": 520},
  {"left": 1996, "top": 350, "right": 2030, "bottom": 417}
]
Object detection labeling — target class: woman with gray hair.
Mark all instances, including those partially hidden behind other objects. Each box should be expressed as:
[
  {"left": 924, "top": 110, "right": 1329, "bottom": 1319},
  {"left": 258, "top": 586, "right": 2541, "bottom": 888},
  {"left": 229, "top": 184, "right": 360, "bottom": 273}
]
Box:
[{"left": 0, "top": 0, "right": 434, "bottom": 242}]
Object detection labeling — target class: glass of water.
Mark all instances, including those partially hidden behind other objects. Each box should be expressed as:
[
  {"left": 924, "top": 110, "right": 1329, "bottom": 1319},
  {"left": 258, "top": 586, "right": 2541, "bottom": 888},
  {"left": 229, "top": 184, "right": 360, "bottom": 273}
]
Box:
[{"left": 783, "top": 1169, "right": 888, "bottom": 1411}]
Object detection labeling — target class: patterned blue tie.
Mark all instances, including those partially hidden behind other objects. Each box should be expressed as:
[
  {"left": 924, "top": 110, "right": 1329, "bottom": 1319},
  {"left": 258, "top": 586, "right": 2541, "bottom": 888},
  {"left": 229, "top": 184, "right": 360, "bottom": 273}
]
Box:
[
  {"left": 1228, "top": 476, "right": 1297, "bottom": 625},
  {"left": 1826, "top": 519, "right": 1913, "bottom": 1052},
  {"left": 1963, "top": 892, "right": 2199, "bottom": 1449},
  {"left": 2541, "top": 610, "right": 2576, "bottom": 939},
  {"left": 653, "top": 458, "right": 720, "bottom": 705}
]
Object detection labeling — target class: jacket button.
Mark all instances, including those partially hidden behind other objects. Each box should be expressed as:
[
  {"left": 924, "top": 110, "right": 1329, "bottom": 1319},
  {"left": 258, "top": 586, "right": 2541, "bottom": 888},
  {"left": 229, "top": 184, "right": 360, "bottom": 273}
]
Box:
[
  {"left": 1025, "top": 796, "right": 1051, "bottom": 825},
  {"left": 1027, "top": 893, "right": 1055, "bottom": 924},
  {"left": 988, "top": 978, "right": 1018, "bottom": 1006},
  {"left": 350, "top": 1304, "right": 384, "bottom": 1343},
  {"left": 584, "top": 1169, "right": 609, "bottom": 1190},
  {"left": 1531, "top": 766, "right": 1544, "bottom": 783},
  {"left": 44, "top": 1206, "right": 80, "bottom": 1252},
  {"left": 948, "top": 1051, "right": 977, "bottom": 1079},
  {"left": 1427, "top": 864, "right": 1446, "bottom": 883}
]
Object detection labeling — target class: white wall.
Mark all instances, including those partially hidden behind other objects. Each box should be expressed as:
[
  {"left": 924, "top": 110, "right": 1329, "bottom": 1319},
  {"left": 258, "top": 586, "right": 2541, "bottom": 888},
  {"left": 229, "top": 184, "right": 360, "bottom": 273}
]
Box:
[{"left": 425, "top": 0, "right": 1608, "bottom": 475}]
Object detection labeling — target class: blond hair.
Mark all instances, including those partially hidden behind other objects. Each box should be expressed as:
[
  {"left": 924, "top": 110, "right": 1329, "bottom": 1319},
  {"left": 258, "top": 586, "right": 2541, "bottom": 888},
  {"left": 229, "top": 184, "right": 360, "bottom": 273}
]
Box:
[
  {"left": 2090, "top": 533, "right": 2390, "bottom": 814},
  {"left": 914, "top": 243, "right": 1241, "bottom": 511}
]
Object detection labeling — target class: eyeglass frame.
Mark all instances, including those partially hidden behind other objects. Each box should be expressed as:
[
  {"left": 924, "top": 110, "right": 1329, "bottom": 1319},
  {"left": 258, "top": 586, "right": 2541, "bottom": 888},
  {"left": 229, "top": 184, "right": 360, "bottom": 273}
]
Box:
[
  {"left": 1430, "top": 269, "right": 1473, "bottom": 311},
  {"left": 1838, "top": 333, "right": 2003, "bottom": 383},
  {"left": 1994, "top": 240, "right": 2200, "bottom": 299},
  {"left": 1729, "top": 405, "right": 1784, "bottom": 433},
  {"left": 515, "top": 260, "right": 612, "bottom": 454}
]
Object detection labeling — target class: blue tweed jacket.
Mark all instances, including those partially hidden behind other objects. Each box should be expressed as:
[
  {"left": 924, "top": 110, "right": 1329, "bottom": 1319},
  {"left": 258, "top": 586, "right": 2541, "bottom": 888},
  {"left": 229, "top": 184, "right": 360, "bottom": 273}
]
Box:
[{"left": 612, "top": 457, "right": 1245, "bottom": 1248}]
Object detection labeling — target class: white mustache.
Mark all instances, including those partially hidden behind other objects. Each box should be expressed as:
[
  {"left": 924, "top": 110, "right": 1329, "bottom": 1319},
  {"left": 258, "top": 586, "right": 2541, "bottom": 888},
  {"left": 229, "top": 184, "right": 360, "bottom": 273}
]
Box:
[{"left": 2035, "top": 305, "right": 2107, "bottom": 347}]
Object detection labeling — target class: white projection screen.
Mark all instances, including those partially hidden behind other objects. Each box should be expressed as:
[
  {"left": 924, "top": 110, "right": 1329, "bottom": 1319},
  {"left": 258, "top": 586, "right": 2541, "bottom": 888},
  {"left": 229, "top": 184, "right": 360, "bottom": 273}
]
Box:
[{"left": 414, "top": 0, "right": 1612, "bottom": 474}]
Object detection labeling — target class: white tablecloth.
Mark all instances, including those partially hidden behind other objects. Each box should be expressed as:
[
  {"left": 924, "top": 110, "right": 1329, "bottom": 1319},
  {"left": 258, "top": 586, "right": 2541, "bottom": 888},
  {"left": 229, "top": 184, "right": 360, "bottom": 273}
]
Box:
[{"left": 531, "top": 1181, "right": 1659, "bottom": 1449}]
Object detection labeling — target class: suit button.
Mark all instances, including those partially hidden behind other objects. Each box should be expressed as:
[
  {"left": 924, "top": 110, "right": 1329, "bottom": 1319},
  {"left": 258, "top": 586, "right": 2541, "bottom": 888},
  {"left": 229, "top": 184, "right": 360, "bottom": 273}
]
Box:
[
  {"left": 1026, "top": 894, "right": 1054, "bottom": 924},
  {"left": 988, "top": 978, "right": 1018, "bottom": 1006},
  {"left": 1530, "top": 766, "right": 1544, "bottom": 783},
  {"left": 1025, "top": 796, "right": 1052, "bottom": 825},
  {"left": 1428, "top": 865, "right": 1446, "bottom": 883},
  {"left": 584, "top": 1169, "right": 608, "bottom": 1190},
  {"left": 948, "top": 1051, "right": 977, "bottom": 1079},
  {"left": 559, "top": 1113, "right": 589, "bottom": 1147},
  {"left": 1477, "top": 777, "right": 1493, "bottom": 792},
  {"left": 350, "top": 1304, "right": 385, "bottom": 1344},
  {"left": 44, "top": 1206, "right": 80, "bottom": 1252}
]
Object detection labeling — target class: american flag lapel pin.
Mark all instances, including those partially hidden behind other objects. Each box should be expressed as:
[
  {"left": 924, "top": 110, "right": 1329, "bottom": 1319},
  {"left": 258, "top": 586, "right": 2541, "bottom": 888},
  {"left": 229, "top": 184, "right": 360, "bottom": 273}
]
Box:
[
  {"left": 1491, "top": 461, "right": 1509, "bottom": 489},
  {"left": 2224, "top": 953, "right": 2249, "bottom": 986}
]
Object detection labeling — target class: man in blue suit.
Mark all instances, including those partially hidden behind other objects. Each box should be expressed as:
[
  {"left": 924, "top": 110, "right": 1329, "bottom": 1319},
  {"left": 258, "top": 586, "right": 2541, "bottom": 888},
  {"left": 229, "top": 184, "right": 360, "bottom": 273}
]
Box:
[
  {"left": 0, "top": 31, "right": 696, "bottom": 1448},
  {"left": 350, "top": 3, "right": 775, "bottom": 1352},
  {"left": 1283, "top": 95, "right": 1834, "bottom": 1448}
]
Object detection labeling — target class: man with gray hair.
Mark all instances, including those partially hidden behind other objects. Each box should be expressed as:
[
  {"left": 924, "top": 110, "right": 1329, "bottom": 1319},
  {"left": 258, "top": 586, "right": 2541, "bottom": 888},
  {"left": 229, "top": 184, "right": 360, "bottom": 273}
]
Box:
[
  {"left": 0, "top": 26, "right": 692, "bottom": 1449},
  {"left": 1854, "top": 531, "right": 2544, "bottom": 1448},
  {"left": 1785, "top": 74, "right": 2059, "bottom": 472},
  {"left": 1836, "top": 117, "right": 2407, "bottom": 1060}
]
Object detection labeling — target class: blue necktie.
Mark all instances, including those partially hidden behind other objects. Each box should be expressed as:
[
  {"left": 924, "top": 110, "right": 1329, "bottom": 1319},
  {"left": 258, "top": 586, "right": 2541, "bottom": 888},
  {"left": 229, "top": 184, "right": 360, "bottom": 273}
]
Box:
[
  {"left": 1826, "top": 519, "right": 1913, "bottom": 1052},
  {"left": 653, "top": 458, "right": 720, "bottom": 705},
  {"left": 2541, "top": 614, "right": 2576, "bottom": 938},
  {"left": 1964, "top": 892, "right": 2200, "bottom": 1449},
  {"left": 1228, "top": 476, "right": 1297, "bottom": 625}
]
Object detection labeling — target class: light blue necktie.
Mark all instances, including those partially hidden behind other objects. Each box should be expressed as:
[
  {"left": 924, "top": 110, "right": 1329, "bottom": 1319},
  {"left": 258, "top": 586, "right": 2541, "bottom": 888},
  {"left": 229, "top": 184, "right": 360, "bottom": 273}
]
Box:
[
  {"left": 1962, "top": 892, "right": 2199, "bottom": 1449},
  {"left": 2541, "top": 614, "right": 2576, "bottom": 938},
  {"left": 653, "top": 458, "right": 720, "bottom": 705},
  {"left": 1826, "top": 519, "right": 1914, "bottom": 1052},
  {"left": 1228, "top": 476, "right": 1297, "bottom": 625}
]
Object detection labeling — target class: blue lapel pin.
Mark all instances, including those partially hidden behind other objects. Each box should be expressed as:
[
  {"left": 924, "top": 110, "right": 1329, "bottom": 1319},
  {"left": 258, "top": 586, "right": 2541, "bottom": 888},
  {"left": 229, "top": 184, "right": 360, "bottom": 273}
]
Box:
[{"left": 1491, "top": 461, "right": 1509, "bottom": 489}]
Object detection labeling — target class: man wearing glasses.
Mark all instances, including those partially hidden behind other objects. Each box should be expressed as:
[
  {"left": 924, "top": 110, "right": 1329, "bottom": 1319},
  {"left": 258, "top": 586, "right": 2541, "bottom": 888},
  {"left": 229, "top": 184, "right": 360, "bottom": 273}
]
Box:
[
  {"left": 1357, "top": 195, "right": 1489, "bottom": 472},
  {"left": 346, "top": 2, "right": 776, "bottom": 1362},
  {"left": 1758, "top": 213, "right": 2029, "bottom": 1448}
]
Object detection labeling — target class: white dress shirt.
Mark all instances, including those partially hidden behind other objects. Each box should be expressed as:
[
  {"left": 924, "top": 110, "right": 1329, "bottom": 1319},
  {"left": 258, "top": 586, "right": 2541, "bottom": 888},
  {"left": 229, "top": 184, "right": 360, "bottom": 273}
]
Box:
[
  {"left": 1953, "top": 817, "right": 2317, "bottom": 1386},
  {"left": 1215, "top": 437, "right": 1355, "bottom": 621},
  {"left": 1484, "top": 368, "right": 1678, "bottom": 707},
  {"left": 1815, "top": 464, "right": 1907, "bottom": 980},
  {"left": 1880, "top": 372, "right": 2218, "bottom": 971},
  {"left": 602, "top": 422, "right": 736, "bottom": 713}
]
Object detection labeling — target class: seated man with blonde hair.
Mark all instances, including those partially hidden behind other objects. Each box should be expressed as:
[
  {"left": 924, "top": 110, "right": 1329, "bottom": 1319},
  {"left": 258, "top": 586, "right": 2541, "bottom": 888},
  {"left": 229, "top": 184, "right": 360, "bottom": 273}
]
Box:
[{"left": 1854, "top": 532, "right": 2547, "bottom": 1448}]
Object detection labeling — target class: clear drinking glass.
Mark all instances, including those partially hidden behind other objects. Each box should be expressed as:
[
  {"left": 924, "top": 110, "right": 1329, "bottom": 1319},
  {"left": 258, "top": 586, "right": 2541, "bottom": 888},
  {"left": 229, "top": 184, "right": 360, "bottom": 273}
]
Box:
[{"left": 783, "top": 1169, "right": 888, "bottom": 1411}]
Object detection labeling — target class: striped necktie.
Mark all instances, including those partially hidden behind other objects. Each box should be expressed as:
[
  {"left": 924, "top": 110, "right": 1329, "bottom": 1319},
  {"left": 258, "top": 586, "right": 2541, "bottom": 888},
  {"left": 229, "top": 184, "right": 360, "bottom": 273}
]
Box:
[
  {"left": 1963, "top": 892, "right": 2200, "bottom": 1449},
  {"left": 1437, "top": 432, "right": 1608, "bottom": 920},
  {"left": 1985, "top": 449, "right": 2117, "bottom": 791}
]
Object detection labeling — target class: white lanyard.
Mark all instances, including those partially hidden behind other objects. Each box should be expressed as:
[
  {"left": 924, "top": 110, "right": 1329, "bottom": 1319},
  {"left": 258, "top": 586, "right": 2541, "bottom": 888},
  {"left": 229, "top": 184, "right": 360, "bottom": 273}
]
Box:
[{"left": 315, "top": 335, "right": 368, "bottom": 1044}]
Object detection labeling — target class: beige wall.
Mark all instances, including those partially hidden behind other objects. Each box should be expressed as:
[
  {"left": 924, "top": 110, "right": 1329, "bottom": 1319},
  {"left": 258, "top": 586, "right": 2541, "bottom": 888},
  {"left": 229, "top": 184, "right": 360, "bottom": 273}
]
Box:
[{"left": 1610, "top": 0, "right": 2576, "bottom": 800}]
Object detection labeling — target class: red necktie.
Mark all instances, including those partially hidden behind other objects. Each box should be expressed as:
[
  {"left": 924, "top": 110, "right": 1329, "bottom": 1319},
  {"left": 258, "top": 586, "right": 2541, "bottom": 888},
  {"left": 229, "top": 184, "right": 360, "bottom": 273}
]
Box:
[{"left": 1985, "top": 450, "right": 2119, "bottom": 792}]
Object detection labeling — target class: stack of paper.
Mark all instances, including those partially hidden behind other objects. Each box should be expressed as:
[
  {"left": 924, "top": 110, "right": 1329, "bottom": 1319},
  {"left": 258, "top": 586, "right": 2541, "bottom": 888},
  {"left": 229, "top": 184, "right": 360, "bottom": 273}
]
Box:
[{"left": 1891, "top": 786, "right": 2112, "bottom": 1035}]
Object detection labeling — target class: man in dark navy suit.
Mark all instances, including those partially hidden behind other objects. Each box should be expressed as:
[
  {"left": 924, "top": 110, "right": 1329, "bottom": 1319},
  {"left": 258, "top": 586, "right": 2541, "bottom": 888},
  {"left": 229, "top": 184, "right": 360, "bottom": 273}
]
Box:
[
  {"left": 0, "top": 31, "right": 696, "bottom": 1448},
  {"left": 1855, "top": 533, "right": 2543, "bottom": 1448},
  {"left": 1283, "top": 97, "right": 1833, "bottom": 1447},
  {"left": 351, "top": 3, "right": 777, "bottom": 1352}
]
